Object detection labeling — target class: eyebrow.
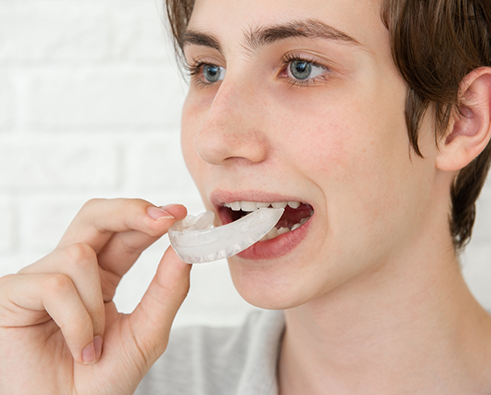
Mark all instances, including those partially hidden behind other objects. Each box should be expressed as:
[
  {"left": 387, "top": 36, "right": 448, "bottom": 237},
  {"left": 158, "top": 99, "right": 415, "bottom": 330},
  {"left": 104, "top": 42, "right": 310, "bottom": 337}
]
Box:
[
  {"left": 247, "top": 19, "right": 362, "bottom": 49},
  {"left": 182, "top": 19, "right": 362, "bottom": 53},
  {"left": 181, "top": 30, "right": 221, "bottom": 52}
]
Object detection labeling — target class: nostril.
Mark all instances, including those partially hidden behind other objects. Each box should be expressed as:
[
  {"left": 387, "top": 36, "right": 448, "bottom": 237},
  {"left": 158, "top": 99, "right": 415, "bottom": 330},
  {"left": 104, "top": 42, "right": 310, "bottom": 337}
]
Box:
[
  {"left": 194, "top": 89, "right": 270, "bottom": 166},
  {"left": 195, "top": 129, "right": 269, "bottom": 165},
  {"left": 194, "top": 131, "right": 229, "bottom": 165}
]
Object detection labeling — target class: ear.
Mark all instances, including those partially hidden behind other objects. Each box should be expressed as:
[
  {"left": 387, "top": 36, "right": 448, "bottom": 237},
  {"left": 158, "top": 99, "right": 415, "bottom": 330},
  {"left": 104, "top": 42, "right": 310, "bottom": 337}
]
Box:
[{"left": 436, "top": 67, "right": 491, "bottom": 172}]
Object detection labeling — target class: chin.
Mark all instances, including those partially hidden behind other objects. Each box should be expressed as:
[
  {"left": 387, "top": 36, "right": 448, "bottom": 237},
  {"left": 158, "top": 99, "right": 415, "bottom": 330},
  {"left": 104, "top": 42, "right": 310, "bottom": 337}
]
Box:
[{"left": 227, "top": 256, "right": 316, "bottom": 310}]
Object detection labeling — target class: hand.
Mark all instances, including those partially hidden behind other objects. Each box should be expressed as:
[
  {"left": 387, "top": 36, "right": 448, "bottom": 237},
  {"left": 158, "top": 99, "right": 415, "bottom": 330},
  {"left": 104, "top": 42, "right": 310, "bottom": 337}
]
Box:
[{"left": 0, "top": 198, "right": 191, "bottom": 395}]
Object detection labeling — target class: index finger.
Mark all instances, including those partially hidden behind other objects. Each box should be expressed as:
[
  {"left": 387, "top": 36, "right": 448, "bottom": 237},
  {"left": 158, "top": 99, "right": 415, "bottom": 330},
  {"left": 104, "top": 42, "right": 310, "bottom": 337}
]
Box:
[{"left": 57, "top": 199, "right": 187, "bottom": 253}]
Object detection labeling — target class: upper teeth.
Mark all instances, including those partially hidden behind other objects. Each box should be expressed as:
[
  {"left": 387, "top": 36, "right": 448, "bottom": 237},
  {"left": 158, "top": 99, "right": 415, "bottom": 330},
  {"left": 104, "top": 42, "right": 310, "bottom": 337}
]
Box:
[{"left": 223, "top": 201, "right": 301, "bottom": 212}]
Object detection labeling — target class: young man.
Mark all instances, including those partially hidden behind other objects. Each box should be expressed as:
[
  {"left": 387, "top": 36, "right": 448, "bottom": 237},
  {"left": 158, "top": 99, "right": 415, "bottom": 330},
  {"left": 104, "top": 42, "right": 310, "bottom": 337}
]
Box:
[{"left": 1, "top": 0, "right": 491, "bottom": 394}]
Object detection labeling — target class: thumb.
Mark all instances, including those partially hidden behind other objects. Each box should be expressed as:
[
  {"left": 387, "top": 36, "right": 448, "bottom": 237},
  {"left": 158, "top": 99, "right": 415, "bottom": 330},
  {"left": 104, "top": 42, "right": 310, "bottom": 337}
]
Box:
[{"left": 128, "top": 246, "right": 191, "bottom": 368}]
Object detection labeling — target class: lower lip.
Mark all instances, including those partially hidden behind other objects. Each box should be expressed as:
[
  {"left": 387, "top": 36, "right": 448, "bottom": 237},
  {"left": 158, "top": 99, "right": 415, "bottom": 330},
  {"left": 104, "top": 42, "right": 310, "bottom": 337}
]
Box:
[{"left": 236, "top": 219, "right": 311, "bottom": 260}]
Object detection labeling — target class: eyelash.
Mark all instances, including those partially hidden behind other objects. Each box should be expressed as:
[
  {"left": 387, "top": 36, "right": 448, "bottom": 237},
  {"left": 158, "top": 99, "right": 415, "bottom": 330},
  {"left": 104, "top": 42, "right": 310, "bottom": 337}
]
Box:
[
  {"left": 186, "top": 54, "right": 330, "bottom": 88},
  {"left": 186, "top": 61, "right": 211, "bottom": 88},
  {"left": 279, "top": 53, "right": 330, "bottom": 87}
]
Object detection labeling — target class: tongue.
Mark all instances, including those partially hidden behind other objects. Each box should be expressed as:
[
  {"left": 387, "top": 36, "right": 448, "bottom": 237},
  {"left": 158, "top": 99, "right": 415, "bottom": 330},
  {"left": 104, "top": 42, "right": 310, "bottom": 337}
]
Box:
[{"left": 275, "top": 203, "right": 312, "bottom": 228}]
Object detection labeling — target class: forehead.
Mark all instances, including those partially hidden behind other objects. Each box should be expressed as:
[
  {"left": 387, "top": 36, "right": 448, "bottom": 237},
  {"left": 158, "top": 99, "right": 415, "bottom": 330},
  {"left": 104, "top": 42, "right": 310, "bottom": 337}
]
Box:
[{"left": 188, "top": 0, "right": 387, "bottom": 54}]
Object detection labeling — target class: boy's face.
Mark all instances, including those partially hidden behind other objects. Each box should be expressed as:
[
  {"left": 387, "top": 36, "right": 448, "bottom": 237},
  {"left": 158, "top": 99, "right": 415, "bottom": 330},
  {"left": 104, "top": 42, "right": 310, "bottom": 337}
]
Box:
[{"left": 180, "top": 0, "right": 440, "bottom": 308}]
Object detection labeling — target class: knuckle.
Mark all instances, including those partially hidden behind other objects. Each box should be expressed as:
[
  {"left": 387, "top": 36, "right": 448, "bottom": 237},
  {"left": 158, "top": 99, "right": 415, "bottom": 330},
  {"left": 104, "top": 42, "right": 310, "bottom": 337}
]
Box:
[
  {"left": 58, "top": 309, "right": 93, "bottom": 339},
  {"left": 72, "top": 309, "right": 93, "bottom": 329},
  {"left": 0, "top": 273, "right": 14, "bottom": 286},
  {"left": 117, "top": 236, "right": 142, "bottom": 256},
  {"left": 88, "top": 307, "right": 105, "bottom": 330},
  {"left": 146, "top": 227, "right": 165, "bottom": 237},
  {"left": 100, "top": 274, "right": 118, "bottom": 302},
  {"left": 157, "top": 274, "right": 190, "bottom": 301},
  {"left": 176, "top": 277, "right": 191, "bottom": 300},
  {"left": 62, "top": 243, "right": 97, "bottom": 269},
  {"left": 82, "top": 198, "right": 105, "bottom": 211},
  {"left": 131, "top": 197, "right": 148, "bottom": 205},
  {"left": 122, "top": 197, "right": 149, "bottom": 212},
  {"left": 120, "top": 198, "right": 135, "bottom": 213},
  {"left": 44, "top": 273, "right": 74, "bottom": 296}
]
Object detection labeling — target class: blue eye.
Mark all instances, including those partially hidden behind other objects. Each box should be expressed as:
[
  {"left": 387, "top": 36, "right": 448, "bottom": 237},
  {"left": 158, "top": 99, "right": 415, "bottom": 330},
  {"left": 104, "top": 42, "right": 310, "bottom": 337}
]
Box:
[
  {"left": 203, "top": 64, "right": 225, "bottom": 83},
  {"left": 287, "top": 59, "right": 325, "bottom": 81},
  {"left": 290, "top": 60, "right": 311, "bottom": 80}
]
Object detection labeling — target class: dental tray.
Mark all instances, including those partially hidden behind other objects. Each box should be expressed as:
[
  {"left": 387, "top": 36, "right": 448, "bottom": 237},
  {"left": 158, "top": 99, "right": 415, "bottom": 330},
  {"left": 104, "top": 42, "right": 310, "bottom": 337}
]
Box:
[{"left": 168, "top": 207, "right": 284, "bottom": 263}]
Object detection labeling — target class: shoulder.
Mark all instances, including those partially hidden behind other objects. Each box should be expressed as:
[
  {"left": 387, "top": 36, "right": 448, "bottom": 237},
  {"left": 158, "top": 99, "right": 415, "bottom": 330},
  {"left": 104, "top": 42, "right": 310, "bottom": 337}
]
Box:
[{"left": 136, "top": 309, "right": 285, "bottom": 395}]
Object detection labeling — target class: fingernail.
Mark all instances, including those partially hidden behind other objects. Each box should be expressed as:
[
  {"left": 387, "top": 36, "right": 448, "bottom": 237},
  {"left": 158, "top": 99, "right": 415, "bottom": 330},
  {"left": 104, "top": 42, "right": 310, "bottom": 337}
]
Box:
[
  {"left": 160, "top": 204, "right": 178, "bottom": 211},
  {"left": 82, "top": 341, "right": 96, "bottom": 365},
  {"left": 94, "top": 336, "right": 103, "bottom": 361},
  {"left": 147, "top": 206, "right": 175, "bottom": 221}
]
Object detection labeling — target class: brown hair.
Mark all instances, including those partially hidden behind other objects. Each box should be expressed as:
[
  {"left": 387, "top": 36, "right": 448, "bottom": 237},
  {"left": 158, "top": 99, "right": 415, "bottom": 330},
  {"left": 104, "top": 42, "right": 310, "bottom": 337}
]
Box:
[
  {"left": 381, "top": 0, "right": 491, "bottom": 250},
  {"left": 165, "top": 0, "right": 491, "bottom": 251}
]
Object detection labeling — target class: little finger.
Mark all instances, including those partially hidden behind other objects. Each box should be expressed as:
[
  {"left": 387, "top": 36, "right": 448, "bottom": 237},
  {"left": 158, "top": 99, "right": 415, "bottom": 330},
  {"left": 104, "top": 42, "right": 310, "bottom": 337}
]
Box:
[{"left": 1, "top": 273, "right": 100, "bottom": 365}]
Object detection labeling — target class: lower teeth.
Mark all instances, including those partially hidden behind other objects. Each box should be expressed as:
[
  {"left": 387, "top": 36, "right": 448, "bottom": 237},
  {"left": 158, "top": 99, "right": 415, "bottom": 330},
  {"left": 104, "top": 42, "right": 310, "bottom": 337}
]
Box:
[{"left": 259, "top": 217, "right": 310, "bottom": 241}]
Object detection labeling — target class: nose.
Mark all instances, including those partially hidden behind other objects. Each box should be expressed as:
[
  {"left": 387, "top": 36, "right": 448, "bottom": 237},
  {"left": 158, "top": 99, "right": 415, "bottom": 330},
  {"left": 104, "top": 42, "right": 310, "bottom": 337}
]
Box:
[{"left": 194, "top": 80, "right": 270, "bottom": 166}]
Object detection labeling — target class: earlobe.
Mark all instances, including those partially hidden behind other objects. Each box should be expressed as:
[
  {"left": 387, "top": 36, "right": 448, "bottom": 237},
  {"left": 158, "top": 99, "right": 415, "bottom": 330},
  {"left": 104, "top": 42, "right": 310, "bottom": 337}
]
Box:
[{"left": 436, "top": 68, "right": 491, "bottom": 172}]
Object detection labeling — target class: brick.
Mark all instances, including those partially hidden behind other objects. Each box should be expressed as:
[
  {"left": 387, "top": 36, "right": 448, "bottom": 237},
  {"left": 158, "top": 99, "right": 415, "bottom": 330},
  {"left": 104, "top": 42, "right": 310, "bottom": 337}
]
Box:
[
  {"left": 21, "top": 195, "right": 186, "bottom": 255},
  {"left": 114, "top": 16, "right": 170, "bottom": 61},
  {"left": 27, "top": 68, "right": 186, "bottom": 129},
  {"left": 0, "top": 16, "right": 109, "bottom": 61},
  {"left": 0, "top": 78, "right": 14, "bottom": 130},
  {"left": 0, "top": 0, "right": 254, "bottom": 327},
  {"left": 124, "top": 134, "right": 197, "bottom": 195},
  {"left": 113, "top": 245, "right": 258, "bottom": 327},
  {"left": 113, "top": 248, "right": 162, "bottom": 313},
  {"left": 0, "top": 198, "right": 15, "bottom": 254},
  {"left": 186, "top": 261, "right": 251, "bottom": 308},
  {"left": 175, "top": 262, "right": 260, "bottom": 327},
  {"left": 0, "top": 138, "right": 119, "bottom": 189},
  {"left": 21, "top": 196, "right": 89, "bottom": 254},
  {"left": 100, "top": 236, "right": 177, "bottom": 314}
]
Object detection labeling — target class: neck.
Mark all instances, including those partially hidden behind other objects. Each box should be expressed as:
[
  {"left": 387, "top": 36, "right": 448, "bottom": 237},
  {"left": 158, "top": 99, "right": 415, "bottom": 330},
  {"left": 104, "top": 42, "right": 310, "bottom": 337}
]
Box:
[{"left": 278, "top": 237, "right": 491, "bottom": 395}]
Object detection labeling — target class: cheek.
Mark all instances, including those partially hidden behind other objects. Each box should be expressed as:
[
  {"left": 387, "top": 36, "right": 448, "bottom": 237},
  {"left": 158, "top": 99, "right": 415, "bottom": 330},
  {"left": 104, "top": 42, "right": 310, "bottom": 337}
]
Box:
[
  {"left": 276, "top": 88, "right": 419, "bottom": 234},
  {"left": 275, "top": 95, "right": 377, "bottom": 182},
  {"left": 180, "top": 95, "right": 204, "bottom": 182}
]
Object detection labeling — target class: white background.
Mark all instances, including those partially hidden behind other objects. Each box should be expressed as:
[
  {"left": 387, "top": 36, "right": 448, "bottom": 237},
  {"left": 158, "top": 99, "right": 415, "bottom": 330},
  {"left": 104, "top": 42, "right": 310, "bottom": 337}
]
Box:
[{"left": 0, "top": 0, "right": 490, "bottom": 328}]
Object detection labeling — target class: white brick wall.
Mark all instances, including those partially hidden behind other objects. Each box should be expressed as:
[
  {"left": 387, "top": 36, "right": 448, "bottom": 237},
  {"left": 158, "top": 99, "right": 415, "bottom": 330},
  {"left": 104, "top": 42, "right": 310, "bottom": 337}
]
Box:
[
  {"left": 0, "top": 137, "right": 119, "bottom": 189},
  {"left": 0, "top": 0, "right": 490, "bottom": 332},
  {"left": 0, "top": 78, "right": 13, "bottom": 130},
  {"left": 0, "top": 197, "right": 15, "bottom": 254},
  {"left": 27, "top": 68, "right": 183, "bottom": 129},
  {"left": 0, "top": 0, "right": 256, "bottom": 328}
]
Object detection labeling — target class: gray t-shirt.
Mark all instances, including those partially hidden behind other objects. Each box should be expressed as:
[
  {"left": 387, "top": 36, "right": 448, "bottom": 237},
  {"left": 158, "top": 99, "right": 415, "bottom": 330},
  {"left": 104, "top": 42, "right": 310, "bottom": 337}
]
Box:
[{"left": 136, "top": 310, "right": 285, "bottom": 395}]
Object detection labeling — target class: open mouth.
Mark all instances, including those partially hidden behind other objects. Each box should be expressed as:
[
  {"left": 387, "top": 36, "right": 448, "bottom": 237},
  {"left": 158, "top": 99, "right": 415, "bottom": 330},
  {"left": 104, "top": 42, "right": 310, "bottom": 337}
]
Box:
[{"left": 219, "top": 201, "right": 314, "bottom": 241}]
